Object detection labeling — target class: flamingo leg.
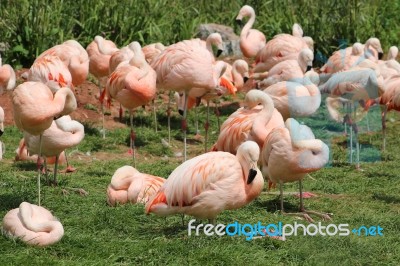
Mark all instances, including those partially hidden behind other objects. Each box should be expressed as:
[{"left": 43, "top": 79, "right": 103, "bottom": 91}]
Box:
[
  {"left": 119, "top": 104, "right": 123, "bottom": 122},
  {"left": 298, "top": 180, "right": 332, "bottom": 221},
  {"left": 167, "top": 91, "right": 172, "bottom": 144},
  {"left": 182, "top": 92, "right": 189, "bottom": 161},
  {"left": 37, "top": 134, "right": 43, "bottom": 206},
  {"left": 129, "top": 110, "right": 136, "bottom": 167},
  {"left": 53, "top": 154, "right": 59, "bottom": 186},
  {"left": 99, "top": 79, "right": 106, "bottom": 139},
  {"left": 64, "top": 150, "right": 76, "bottom": 172},
  {"left": 215, "top": 101, "right": 221, "bottom": 131},
  {"left": 153, "top": 98, "right": 158, "bottom": 133},
  {"left": 204, "top": 100, "right": 210, "bottom": 152},
  {"left": 382, "top": 105, "right": 388, "bottom": 151}
]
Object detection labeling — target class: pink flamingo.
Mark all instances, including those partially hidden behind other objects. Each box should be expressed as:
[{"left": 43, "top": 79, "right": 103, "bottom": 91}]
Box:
[
  {"left": 260, "top": 118, "right": 330, "bottom": 222},
  {"left": 151, "top": 38, "right": 228, "bottom": 161},
  {"left": 212, "top": 89, "right": 284, "bottom": 154},
  {"left": 142, "top": 42, "right": 166, "bottom": 63},
  {"left": 107, "top": 165, "right": 165, "bottom": 206},
  {"left": 235, "top": 5, "right": 266, "bottom": 58},
  {"left": 320, "top": 38, "right": 384, "bottom": 74},
  {"left": 145, "top": 141, "right": 264, "bottom": 223},
  {"left": 261, "top": 70, "right": 321, "bottom": 120},
  {"left": 28, "top": 55, "right": 72, "bottom": 92},
  {"left": 254, "top": 48, "right": 314, "bottom": 88},
  {"left": 2, "top": 202, "right": 64, "bottom": 246},
  {"left": 103, "top": 42, "right": 157, "bottom": 166},
  {"left": 377, "top": 46, "right": 400, "bottom": 81},
  {"left": 87, "top": 36, "right": 119, "bottom": 138},
  {"left": 15, "top": 138, "right": 67, "bottom": 166},
  {"left": 320, "top": 67, "right": 385, "bottom": 169},
  {"left": 0, "top": 53, "right": 16, "bottom": 93},
  {"left": 23, "top": 115, "right": 84, "bottom": 184},
  {"left": 12, "top": 82, "right": 77, "bottom": 205},
  {"left": 38, "top": 40, "right": 89, "bottom": 87},
  {"left": 254, "top": 23, "right": 312, "bottom": 73}
]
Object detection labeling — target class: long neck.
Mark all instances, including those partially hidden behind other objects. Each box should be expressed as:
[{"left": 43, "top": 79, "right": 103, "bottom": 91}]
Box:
[
  {"left": 212, "top": 61, "right": 227, "bottom": 87},
  {"left": 250, "top": 94, "right": 275, "bottom": 145},
  {"left": 69, "top": 56, "right": 88, "bottom": 86},
  {"left": 96, "top": 37, "right": 118, "bottom": 55},
  {"left": 232, "top": 65, "right": 244, "bottom": 90},
  {"left": 55, "top": 117, "right": 85, "bottom": 146},
  {"left": 52, "top": 87, "right": 77, "bottom": 117},
  {"left": 241, "top": 10, "right": 255, "bottom": 38},
  {"left": 19, "top": 203, "right": 57, "bottom": 232},
  {"left": 6, "top": 65, "right": 16, "bottom": 90}
]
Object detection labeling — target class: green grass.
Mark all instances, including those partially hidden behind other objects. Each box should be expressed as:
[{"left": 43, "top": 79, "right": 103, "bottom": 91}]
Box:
[{"left": 1, "top": 98, "right": 400, "bottom": 265}]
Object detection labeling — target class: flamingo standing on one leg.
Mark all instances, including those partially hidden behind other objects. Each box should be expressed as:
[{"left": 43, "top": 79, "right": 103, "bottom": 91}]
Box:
[
  {"left": 0, "top": 53, "right": 16, "bottom": 92},
  {"left": 12, "top": 82, "right": 77, "bottom": 205},
  {"left": 260, "top": 118, "right": 330, "bottom": 222},
  {"left": 235, "top": 5, "right": 266, "bottom": 58},
  {"left": 107, "top": 165, "right": 166, "bottom": 206},
  {"left": 87, "top": 36, "right": 119, "bottom": 138},
  {"left": 145, "top": 141, "right": 264, "bottom": 224},
  {"left": 151, "top": 38, "right": 228, "bottom": 161},
  {"left": 2, "top": 202, "right": 64, "bottom": 246},
  {"left": 0, "top": 106, "right": 4, "bottom": 160},
  {"left": 104, "top": 42, "right": 157, "bottom": 166}
]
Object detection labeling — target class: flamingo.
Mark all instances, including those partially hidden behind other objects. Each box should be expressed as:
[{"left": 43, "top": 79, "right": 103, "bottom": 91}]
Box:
[
  {"left": 28, "top": 55, "right": 72, "bottom": 92},
  {"left": 2, "top": 202, "right": 64, "bottom": 246},
  {"left": 151, "top": 38, "right": 228, "bottom": 161},
  {"left": 15, "top": 138, "right": 67, "bottom": 167},
  {"left": 103, "top": 42, "right": 157, "bottom": 166},
  {"left": 376, "top": 46, "right": 400, "bottom": 81},
  {"left": 12, "top": 82, "right": 77, "bottom": 205},
  {"left": 142, "top": 42, "right": 166, "bottom": 63},
  {"left": 107, "top": 165, "right": 165, "bottom": 206},
  {"left": 23, "top": 115, "right": 84, "bottom": 184},
  {"left": 319, "top": 67, "right": 385, "bottom": 169},
  {"left": 254, "top": 48, "right": 314, "bottom": 88},
  {"left": 235, "top": 5, "right": 266, "bottom": 58},
  {"left": 261, "top": 70, "right": 321, "bottom": 120},
  {"left": 0, "top": 53, "right": 16, "bottom": 93},
  {"left": 87, "top": 36, "right": 119, "bottom": 138},
  {"left": 145, "top": 141, "right": 264, "bottom": 223},
  {"left": 37, "top": 40, "right": 89, "bottom": 87},
  {"left": 260, "top": 118, "right": 330, "bottom": 222},
  {"left": 0, "top": 106, "right": 4, "bottom": 160},
  {"left": 254, "top": 23, "right": 312, "bottom": 73},
  {"left": 175, "top": 59, "right": 247, "bottom": 150},
  {"left": 320, "top": 38, "right": 384, "bottom": 74},
  {"left": 211, "top": 89, "right": 284, "bottom": 154}
]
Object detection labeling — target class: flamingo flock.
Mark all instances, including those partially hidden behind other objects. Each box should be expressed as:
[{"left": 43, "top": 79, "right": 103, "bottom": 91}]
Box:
[{"left": 1, "top": 4, "right": 399, "bottom": 246}]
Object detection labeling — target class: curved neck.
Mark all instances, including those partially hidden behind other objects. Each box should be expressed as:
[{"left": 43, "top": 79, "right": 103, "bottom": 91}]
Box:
[
  {"left": 292, "top": 139, "right": 329, "bottom": 172},
  {"left": 52, "top": 87, "right": 77, "bottom": 117},
  {"left": 232, "top": 68, "right": 244, "bottom": 89},
  {"left": 96, "top": 37, "right": 118, "bottom": 55},
  {"left": 241, "top": 10, "right": 255, "bottom": 38},
  {"left": 19, "top": 203, "right": 56, "bottom": 232},
  {"left": 249, "top": 93, "right": 275, "bottom": 145},
  {"left": 6, "top": 65, "right": 16, "bottom": 90}
]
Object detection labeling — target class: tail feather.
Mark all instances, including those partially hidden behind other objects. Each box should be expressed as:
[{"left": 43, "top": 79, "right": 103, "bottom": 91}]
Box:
[
  {"left": 145, "top": 190, "right": 167, "bottom": 214},
  {"left": 219, "top": 77, "right": 236, "bottom": 95}
]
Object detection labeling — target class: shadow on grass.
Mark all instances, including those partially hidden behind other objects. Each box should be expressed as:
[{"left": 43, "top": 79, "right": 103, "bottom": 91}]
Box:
[
  {"left": 372, "top": 193, "right": 400, "bottom": 204},
  {"left": 255, "top": 196, "right": 300, "bottom": 213},
  {"left": 0, "top": 194, "right": 26, "bottom": 211}
]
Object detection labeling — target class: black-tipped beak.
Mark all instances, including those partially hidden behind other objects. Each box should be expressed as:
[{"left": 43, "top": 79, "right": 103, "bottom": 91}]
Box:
[
  {"left": 54, "top": 115, "right": 61, "bottom": 120},
  {"left": 216, "top": 49, "right": 223, "bottom": 57},
  {"left": 178, "top": 109, "right": 184, "bottom": 116},
  {"left": 0, "top": 130, "right": 3, "bottom": 137},
  {"left": 243, "top": 76, "right": 249, "bottom": 83},
  {"left": 378, "top": 52, "right": 384, "bottom": 60},
  {"left": 306, "top": 65, "right": 312, "bottom": 72},
  {"left": 235, "top": 19, "right": 244, "bottom": 28},
  {"left": 247, "top": 169, "right": 257, "bottom": 184}
]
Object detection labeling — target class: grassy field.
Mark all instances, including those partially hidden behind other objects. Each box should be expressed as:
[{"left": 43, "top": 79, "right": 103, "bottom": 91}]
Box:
[{"left": 0, "top": 96, "right": 400, "bottom": 265}]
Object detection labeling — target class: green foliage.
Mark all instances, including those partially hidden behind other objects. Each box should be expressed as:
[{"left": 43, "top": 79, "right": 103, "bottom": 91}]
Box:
[{"left": 1, "top": 0, "right": 400, "bottom": 67}]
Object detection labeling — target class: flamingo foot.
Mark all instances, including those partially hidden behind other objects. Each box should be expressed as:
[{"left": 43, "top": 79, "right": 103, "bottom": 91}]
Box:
[
  {"left": 193, "top": 133, "right": 203, "bottom": 141},
  {"left": 302, "top": 210, "right": 333, "bottom": 221},
  {"left": 64, "top": 165, "right": 76, "bottom": 173},
  {"left": 293, "top": 192, "right": 318, "bottom": 199},
  {"left": 281, "top": 210, "right": 315, "bottom": 223},
  {"left": 128, "top": 148, "right": 133, "bottom": 155}
]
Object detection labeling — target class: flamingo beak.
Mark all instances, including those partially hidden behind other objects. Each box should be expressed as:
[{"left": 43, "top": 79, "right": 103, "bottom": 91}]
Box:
[
  {"left": 217, "top": 49, "right": 223, "bottom": 57},
  {"left": 0, "top": 130, "right": 3, "bottom": 137},
  {"left": 243, "top": 76, "right": 249, "bottom": 83},
  {"left": 378, "top": 52, "right": 384, "bottom": 60},
  {"left": 247, "top": 168, "right": 257, "bottom": 184},
  {"left": 306, "top": 65, "right": 312, "bottom": 72},
  {"left": 178, "top": 109, "right": 184, "bottom": 116}
]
